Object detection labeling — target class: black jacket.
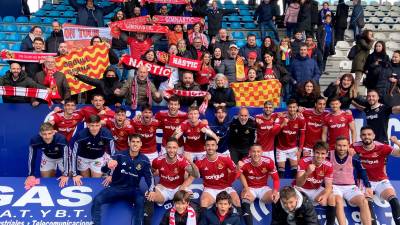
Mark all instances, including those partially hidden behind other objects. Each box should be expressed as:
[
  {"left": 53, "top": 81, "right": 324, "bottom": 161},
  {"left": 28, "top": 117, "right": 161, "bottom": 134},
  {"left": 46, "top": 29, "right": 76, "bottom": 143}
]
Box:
[
  {"left": 271, "top": 191, "right": 319, "bottom": 225},
  {"left": 70, "top": 0, "right": 118, "bottom": 27},
  {"left": 316, "top": 23, "right": 335, "bottom": 55},
  {"left": 199, "top": 207, "right": 241, "bottom": 225},
  {"left": 295, "top": 93, "right": 319, "bottom": 108},
  {"left": 209, "top": 39, "right": 235, "bottom": 59},
  {"left": 46, "top": 30, "right": 64, "bottom": 53},
  {"left": 228, "top": 116, "right": 256, "bottom": 151},
  {"left": 297, "top": 2, "right": 312, "bottom": 32},
  {"left": 0, "top": 71, "right": 46, "bottom": 103},
  {"left": 334, "top": 1, "right": 349, "bottom": 29},
  {"left": 208, "top": 87, "right": 236, "bottom": 107},
  {"left": 159, "top": 203, "right": 201, "bottom": 225},
  {"left": 323, "top": 83, "right": 353, "bottom": 109},
  {"left": 205, "top": 8, "right": 238, "bottom": 37}
]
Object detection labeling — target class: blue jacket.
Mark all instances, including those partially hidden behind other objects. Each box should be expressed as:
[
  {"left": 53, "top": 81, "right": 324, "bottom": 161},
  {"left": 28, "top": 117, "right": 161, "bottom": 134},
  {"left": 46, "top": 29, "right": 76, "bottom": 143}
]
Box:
[
  {"left": 199, "top": 207, "right": 241, "bottom": 225},
  {"left": 69, "top": 0, "right": 118, "bottom": 27},
  {"left": 71, "top": 127, "right": 115, "bottom": 176},
  {"left": 102, "top": 151, "right": 155, "bottom": 191},
  {"left": 290, "top": 55, "right": 321, "bottom": 84},
  {"left": 254, "top": 2, "right": 278, "bottom": 23},
  {"left": 209, "top": 116, "right": 231, "bottom": 154},
  {"left": 28, "top": 133, "right": 69, "bottom": 176}
]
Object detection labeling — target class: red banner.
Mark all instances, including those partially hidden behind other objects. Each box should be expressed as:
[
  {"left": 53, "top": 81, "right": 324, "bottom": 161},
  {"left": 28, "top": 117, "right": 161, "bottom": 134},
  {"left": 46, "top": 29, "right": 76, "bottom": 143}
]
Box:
[
  {"left": 164, "top": 89, "right": 208, "bottom": 98},
  {"left": 152, "top": 16, "right": 203, "bottom": 25},
  {"left": 0, "top": 86, "right": 52, "bottom": 105},
  {"left": 156, "top": 52, "right": 201, "bottom": 71},
  {"left": 120, "top": 55, "right": 172, "bottom": 78},
  {"left": 0, "top": 50, "right": 57, "bottom": 63},
  {"left": 109, "top": 0, "right": 125, "bottom": 2},
  {"left": 142, "top": 0, "right": 188, "bottom": 4},
  {"left": 109, "top": 16, "right": 151, "bottom": 37}
]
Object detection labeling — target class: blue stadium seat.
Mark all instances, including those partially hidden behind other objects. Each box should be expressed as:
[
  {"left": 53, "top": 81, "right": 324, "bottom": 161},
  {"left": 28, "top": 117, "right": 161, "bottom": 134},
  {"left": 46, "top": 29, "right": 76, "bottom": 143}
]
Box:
[
  {"left": 45, "top": 26, "right": 53, "bottom": 33},
  {"left": 244, "top": 23, "right": 257, "bottom": 29},
  {"left": 35, "top": 10, "right": 46, "bottom": 17},
  {"left": 10, "top": 43, "right": 21, "bottom": 51},
  {"left": 0, "top": 25, "right": 3, "bottom": 32},
  {"left": 56, "top": 18, "right": 68, "bottom": 24},
  {"left": 48, "top": 11, "right": 60, "bottom": 17},
  {"left": 70, "top": 18, "right": 77, "bottom": 23},
  {"left": 16, "top": 16, "right": 29, "bottom": 23},
  {"left": 6, "top": 33, "right": 20, "bottom": 42},
  {"left": 222, "top": 22, "right": 228, "bottom": 28},
  {"left": 256, "top": 39, "right": 262, "bottom": 47},
  {"left": 225, "top": 0, "right": 234, "bottom": 4},
  {"left": 232, "top": 31, "right": 245, "bottom": 40},
  {"left": 43, "top": 17, "right": 54, "bottom": 24},
  {"left": 228, "top": 15, "right": 240, "bottom": 22},
  {"left": 0, "top": 33, "right": 6, "bottom": 41},
  {"left": 0, "top": 17, "right": 2, "bottom": 22},
  {"left": 30, "top": 17, "right": 42, "bottom": 23},
  {"left": 63, "top": 11, "right": 75, "bottom": 17},
  {"left": 0, "top": 65, "right": 10, "bottom": 76},
  {"left": 236, "top": 40, "right": 246, "bottom": 48},
  {"left": 4, "top": 24, "right": 17, "bottom": 32},
  {"left": 2, "top": 16, "right": 15, "bottom": 23},
  {"left": 55, "top": 5, "right": 67, "bottom": 11},
  {"left": 42, "top": 4, "right": 53, "bottom": 10},
  {"left": 19, "top": 25, "right": 31, "bottom": 33},
  {"left": 230, "top": 22, "right": 242, "bottom": 29},
  {"left": 238, "top": 4, "right": 248, "bottom": 9},
  {"left": 0, "top": 43, "right": 9, "bottom": 50},
  {"left": 242, "top": 16, "right": 253, "bottom": 22},
  {"left": 224, "top": 4, "right": 235, "bottom": 9},
  {"left": 237, "top": 0, "right": 245, "bottom": 4}
]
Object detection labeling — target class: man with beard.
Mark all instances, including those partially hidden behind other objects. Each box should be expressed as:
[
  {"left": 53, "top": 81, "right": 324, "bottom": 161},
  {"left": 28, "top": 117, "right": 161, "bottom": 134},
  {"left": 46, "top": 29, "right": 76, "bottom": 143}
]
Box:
[
  {"left": 105, "top": 107, "right": 134, "bottom": 152},
  {"left": 353, "top": 126, "right": 400, "bottom": 225},
  {"left": 46, "top": 21, "right": 64, "bottom": 53}
]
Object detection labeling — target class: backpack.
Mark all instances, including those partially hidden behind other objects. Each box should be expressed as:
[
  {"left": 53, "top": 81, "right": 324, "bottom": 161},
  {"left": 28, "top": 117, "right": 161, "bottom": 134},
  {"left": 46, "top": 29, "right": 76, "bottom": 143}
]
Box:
[{"left": 347, "top": 45, "right": 358, "bottom": 60}]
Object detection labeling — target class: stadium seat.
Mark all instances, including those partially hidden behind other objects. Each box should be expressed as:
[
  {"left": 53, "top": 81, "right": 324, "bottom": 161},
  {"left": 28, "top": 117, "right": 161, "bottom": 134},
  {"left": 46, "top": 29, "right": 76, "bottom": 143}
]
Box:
[
  {"left": 365, "top": 5, "right": 376, "bottom": 11},
  {"left": 241, "top": 16, "right": 253, "bottom": 22},
  {"left": 48, "top": 11, "right": 60, "bottom": 17},
  {"left": 378, "top": 24, "right": 391, "bottom": 30},
  {"left": 374, "top": 32, "right": 387, "bottom": 41},
  {"left": 56, "top": 18, "right": 68, "bottom": 24},
  {"left": 43, "top": 17, "right": 54, "bottom": 24},
  {"left": 237, "top": 0, "right": 245, "bottom": 4},
  {"left": 30, "top": 17, "right": 42, "bottom": 23},
  {"left": 16, "top": 16, "right": 29, "bottom": 23},
  {"left": 389, "top": 11, "right": 400, "bottom": 17},
  {"left": 222, "top": 22, "right": 228, "bottom": 28},
  {"left": 339, "top": 60, "right": 352, "bottom": 70},
  {"left": 232, "top": 31, "right": 245, "bottom": 40},
  {"left": 0, "top": 25, "right": 3, "bottom": 32},
  {"left": 238, "top": 5, "right": 248, "bottom": 10},
  {"left": 364, "top": 11, "right": 373, "bottom": 17},
  {"left": 363, "top": 24, "right": 376, "bottom": 30},
  {"left": 10, "top": 43, "right": 21, "bottom": 51},
  {"left": 240, "top": 9, "right": 250, "bottom": 16},
  {"left": 19, "top": 25, "right": 31, "bottom": 33},
  {"left": 34, "top": 10, "right": 46, "bottom": 17},
  {"left": 55, "top": 4, "right": 67, "bottom": 11},
  {"left": 368, "top": 17, "right": 381, "bottom": 23},
  {"left": 230, "top": 22, "right": 242, "bottom": 29},
  {"left": 6, "top": 33, "right": 20, "bottom": 42},
  {"left": 0, "top": 65, "right": 10, "bottom": 76},
  {"left": 0, "top": 17, "right": 2, "bottom": 22},
  {"left": 0, "top": 43, "right": 9, "bottom": 50},
  {"left": 336, "top": 41, "right": 350, "bottom": 49},
  {"left": 374, "top": 11, "right": 386, "bottom": 17},
  {"left": 378, "top": 5, "right": 391, "bottom": 12},
  {"left": 228, "top": 15, "right": 240, "bottom": 22},
  {"left": 389, "top": 33, "right": 400, "bottom": 41},
  {"left": 393, "top": 24, "right": 400, "bottom": 30},
  {"left": 383, "top": 17, "right": 396, "bottom": 23},
  {"left": 42, "top": 4, "right": 53, "bottom": 10},
  {"left": 0, "top": 33, "right": 6, "bottom": 41},
  {"left": 386, "top": 41, "right": 400, "bottom": 50},
  {"left": 224, "top": 4, "right": 235, "bottom": 9},
  {"left": 2, "top": 16, "right": 15, "bottom": 23},
  {"left": 236, "top": 40, "right": 246, "bottom": 48},
  {"left": 225, "top": 0, "right": 234, "bottom": 4},
  {"left": 244, "top": 23, "right": 256, "bottom": 29},
  {"left": 63, "top": 11, "right": 75, "bottom": 17},
  {"left": 4, "top": 24, "right": 17, "bottom": 32}
]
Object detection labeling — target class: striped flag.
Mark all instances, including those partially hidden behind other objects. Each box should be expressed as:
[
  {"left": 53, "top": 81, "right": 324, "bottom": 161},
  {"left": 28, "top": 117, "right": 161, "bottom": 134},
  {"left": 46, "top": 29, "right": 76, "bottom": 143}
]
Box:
[{"left": 0, "top": 86, "right": 52, "bottom": 105}]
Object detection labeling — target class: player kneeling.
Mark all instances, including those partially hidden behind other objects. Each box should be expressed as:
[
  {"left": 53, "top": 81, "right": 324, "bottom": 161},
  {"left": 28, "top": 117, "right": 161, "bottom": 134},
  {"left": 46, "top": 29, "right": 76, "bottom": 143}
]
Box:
[
  {"left": 331, "top": 136, "right": 372, "bottom": 225},
  {"left": 239, "top": 144, "right": 280, "bottom": 225}
]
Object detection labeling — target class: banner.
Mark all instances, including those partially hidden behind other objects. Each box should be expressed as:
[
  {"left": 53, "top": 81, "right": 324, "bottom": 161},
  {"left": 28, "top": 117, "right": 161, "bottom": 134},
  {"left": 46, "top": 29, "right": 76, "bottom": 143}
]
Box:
[
  {"left": 156, "top": 52, "right": 201, "bottom": 71},
  {"left": 120, "top": 55, "right": 171, "bottom": 78},
  {"left": 0, "top": 86, "right": 51, "bottom": 104},
  {"left": 62, "top": 24, "right": 111, "bottom": 51},
  {"left": 109, "top": 16, "right": 151, "bottom": 38},
  {"left": 0, "top": 50, "right": 56, "bottom": 62},
  {"left": 230, "top": 80, "right": 282, "bottom": 107},
  {"left": 0, "top": 177, "right": 399, "bottom": 225},
  {"left": 55, "top": 43, "right": 109, "bottom": 95},
  {"left": 142, "top": 0, "right": 189, "bottom": 4},
  {"left": 152, "top": 16, "right": 203, "bottom": 25}
]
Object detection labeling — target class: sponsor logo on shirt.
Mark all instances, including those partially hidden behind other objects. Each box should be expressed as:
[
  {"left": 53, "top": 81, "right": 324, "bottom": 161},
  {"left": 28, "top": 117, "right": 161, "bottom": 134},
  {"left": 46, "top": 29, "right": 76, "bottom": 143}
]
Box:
[
  {"left": 282, "top": 130, "right": 297, "bottom": 135},
  {"left": 160, "top": 174, "right": 180, "bottom": 181},
  {"left": 306, "top": 177, "right": 323, "bottom": 184},
  {"left": 330, "top": 123, "right": 346, "bottom": 128},
  {"left": 366, "top": 114, "right": 379, "bottom": 120},
  {"left": 308, "top": 122, "right": 322, "bottom": 127},
  {"left": 361, "top": 159, "right": 379, "bottom": 165},
  {"left": 205, "top": 173, "right": 224, "bottom": 180}
]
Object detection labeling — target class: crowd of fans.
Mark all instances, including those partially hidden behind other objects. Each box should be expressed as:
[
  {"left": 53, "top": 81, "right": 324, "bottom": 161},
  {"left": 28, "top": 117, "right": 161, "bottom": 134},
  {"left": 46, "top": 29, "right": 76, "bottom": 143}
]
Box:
[{"left": 3, "top": 0, "right": 400, "bottom": 224}]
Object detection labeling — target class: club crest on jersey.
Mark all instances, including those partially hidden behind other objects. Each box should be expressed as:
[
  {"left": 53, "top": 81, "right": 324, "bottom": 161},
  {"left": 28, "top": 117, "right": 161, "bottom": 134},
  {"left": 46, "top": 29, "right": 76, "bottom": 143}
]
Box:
[
  {"left": 173, "top": 168, "right": 178, "bottom": 174},
  {"left": 340, "top": 117, "right": 345, "bottom": 122},
  {"left": 54, "top": 147, "right": 59, "bottom": 151},
  {"left": 318, "top": 171, "right": 324, "bottom": 176},
  {"left": 119, "top": 131, "right": 125, "bottom": 136},
  {"left": 99, "top": 141, "right": 104, "bottom": 146},
  {"left": 175, "top": 119, "right": 180, "bottom": 123},
  {"left": 218, "top": 163, "right": 224, "bottom": 169},
  {"left": 294, "top": 124, "right": 298, "bottom": 129},
  {"left": 136, "top": 164, "right": 142, "bottom": 171},
  {"left": 149, "top": 127, "right": 154, "bottom": 132},
  {"left": 245, "top": 130, "right": 249, "bottom": 134},
  {"left": 262, "top": 168, "right": 268, "bottom": 173}
]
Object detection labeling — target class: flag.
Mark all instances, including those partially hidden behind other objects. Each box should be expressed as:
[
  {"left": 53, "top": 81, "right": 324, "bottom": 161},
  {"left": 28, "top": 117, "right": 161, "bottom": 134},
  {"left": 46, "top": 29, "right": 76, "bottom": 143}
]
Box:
[
  {"left": 0, "top": 86, "right": 52, "bottom": 105},
  {"left": 0, "top": 50, "right": 56, "bottom": 62},
  {"left": 230, "top": 80, "right": 282, "bottom": 107}
]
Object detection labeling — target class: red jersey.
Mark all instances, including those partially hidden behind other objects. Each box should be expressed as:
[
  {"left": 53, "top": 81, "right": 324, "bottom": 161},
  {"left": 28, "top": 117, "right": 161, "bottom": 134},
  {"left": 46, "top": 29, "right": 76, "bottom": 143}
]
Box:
[
  {"left": 127, "top": 37, "right": 153, "bottom": 60},
  {"left": 155, "top": 110, "right": 187, "bottom": 147},
  {"left": 297, "top": 157, "right": 333, "bottom": 189},
  {"left": 50, "top": 112, "right": 83, "bottom": 142},
  {"left": 180, "top": 120, "right": 208, "bottom": 153},
  {"left": 79, "top": 106, "right": 115, "bottom": 123},
  {"left": 195, "top": 155, "right": 237, "bottom": 189},
  {"left": 323, "top": 111, "right": 354, "bottom": 150},
  {"left": 255, "top": 113, "right": 281, "bottom": 152},
  {"left": 302, "top": 109, "right": 329, "bottom": 149},
  {"left": 276, "top": 113, "right": 306, "bottom": 150},
  {"left": 196, "top": 66, "right": 216, "bottom": 85},
  {"left": 105, "top": 120, "right": 135, "bottom": 151},
  {"left": 352, "top": 141, "right": 393, "bottom": 182},
  {"left": 131, "top": 118, "right": 160, "bottom": 154},
  {"left": 241, "top": 156, "right": 278, "bottom": 188},
  {"left": 152, "top": 155, "right": 190, "bottom": 189}
]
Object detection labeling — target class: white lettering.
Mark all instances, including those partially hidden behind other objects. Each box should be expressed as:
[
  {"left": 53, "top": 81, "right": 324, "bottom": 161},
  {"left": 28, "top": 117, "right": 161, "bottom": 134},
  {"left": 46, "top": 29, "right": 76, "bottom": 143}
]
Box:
[
  {"left": 0, "top": 186, "right": 14, "bottom": 206},
  {"left": 13, "top": 186, "right": 54, "bottom": 207},
  {"left": 41, "top": 209, "right": 51, "bottom": 217},
  {"left": 205, "top": 173, "right": 224, "bottom": 180},
  {"left": 55, "top": 209, "right": 67, "bottom": 217},
  {"left": 0, "top": 210, "right": 11, "bottom": 218}
]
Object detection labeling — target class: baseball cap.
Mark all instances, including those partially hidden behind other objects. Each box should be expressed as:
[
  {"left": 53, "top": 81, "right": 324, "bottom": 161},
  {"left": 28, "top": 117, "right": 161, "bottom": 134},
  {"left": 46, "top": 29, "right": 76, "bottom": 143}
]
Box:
[
  {"left": 229, "top": 44, "right": 239, "bottom": 49},
  {"left": 248, "top": 52, "right": 257, "bottom": 59}
]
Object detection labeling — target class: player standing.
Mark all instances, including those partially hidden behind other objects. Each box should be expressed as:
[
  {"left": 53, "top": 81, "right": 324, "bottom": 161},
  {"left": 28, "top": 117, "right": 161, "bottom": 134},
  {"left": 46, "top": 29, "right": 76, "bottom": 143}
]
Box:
[
  {"left": 79, "top": 94, "right": 115, "bottom": 123},
  {"left": 105, "top": 107, "right": 135, "bottom": 152},
  {"left": 239, "top": 145, "right": 280, "bottom": 225}
]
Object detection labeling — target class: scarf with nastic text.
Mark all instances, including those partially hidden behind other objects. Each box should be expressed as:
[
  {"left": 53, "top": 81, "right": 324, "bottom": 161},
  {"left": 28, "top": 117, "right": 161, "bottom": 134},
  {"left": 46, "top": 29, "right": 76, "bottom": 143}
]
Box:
[
  {"left": 164, "top": 89, "right": 208, "bottom": 114},
  {"left": 0, "top": 86, "right": 53, "bottom": 105},
  {"left": 169, "top": 205, "right": 196, "bottom": 225}
]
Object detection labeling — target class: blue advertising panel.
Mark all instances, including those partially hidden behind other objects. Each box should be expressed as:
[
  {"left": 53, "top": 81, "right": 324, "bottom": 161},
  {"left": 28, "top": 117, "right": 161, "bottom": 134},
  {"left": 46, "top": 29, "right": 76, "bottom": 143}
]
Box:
[{"left": 0, "top": 178, "right": 399, "bottom": 225}]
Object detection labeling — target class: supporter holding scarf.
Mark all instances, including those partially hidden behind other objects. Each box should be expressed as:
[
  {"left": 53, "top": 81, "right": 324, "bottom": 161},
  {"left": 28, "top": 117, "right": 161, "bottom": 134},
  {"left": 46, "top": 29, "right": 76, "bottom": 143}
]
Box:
[{"left": 160, "top": 190, "right": 199, "bottom": 225}]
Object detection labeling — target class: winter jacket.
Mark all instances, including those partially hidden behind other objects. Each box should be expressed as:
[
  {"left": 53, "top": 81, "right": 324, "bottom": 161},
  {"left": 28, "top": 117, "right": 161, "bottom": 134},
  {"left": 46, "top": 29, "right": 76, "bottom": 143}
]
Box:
[
  {"left": 45, "top": 30, "right": 64, "bottom": 53},
  {"left": 318, "top": 8, "right": 334, "bottom": 25},
  {"left": 228, "top": 116, "right": 256, "bottom": 151},
  {"left": 216, "top": 57, "right": 239, "bottom": 83},
  {"left": 159, "top": 203, "right": 201, "bottom": 225},
  {"left": 297, "top": 2, "right": 312, "bottom": 32},
  {"left": 284, "top": 3, "right": 300, "bottom": 24},
  {"left": 295, "top": 93, "right": 319, "bottom": 108},
  {"left": 351, "top": 37, "right": 373, "bottom": 73},
  {"left": 290, "top": 55, "right": 321, "bottom": 84},
  {"left": 205, "top": 8, "right": 239, "bottom": 37},
  {"left": 199, "top": 207, "right": 241, "bottom": 225},
  {"left": 291, "top": 38, "right": 304, "bottom": 56},
  {"left": 208, "top": 87, "right": 236, "bottom": 107},
  {"left": 254, "top": 2, "right": 279, "bottom": 23},
  {"left": 316, "top": 23, "right": 335, "bottom": 55},
  {"left": 365, "top": 60, "right": 396, "bottom": 98},
  {"left": 364, "top": 52, "right": 390, "bottom": 73},
  {"left": 209, "top": 116, "right": 231, "bottom": 154},
  {"left": 209, "top": 38, "right": 235, "bottom": 59},
  {"left": 334, "top": 1, "right": 349, "bottom": 29},
  {"left": 75, "top": 73, "right": 123, "bottom": 106},
  {"left": 350, "top": 3, "right": 364, "bottom": 29},
  {"left": 174, "top": 81, "right": 204, "bottom": 107},
  {"left": 69, "top": 0, "right": 118, "bottom": 27},
  {"left": 310, "top": 0, "right": 319, "bottom": 25},
  {"left": 118, "top": 76, "right": 162, "bottom": 106},
  {"left": 0, "top": 71, "right": 46, "bottom": 103},
  {"left": 323, "top": 83, "right": 353, "bottom": 109},
  {"left": 239, "top": 44, "right": 262, "bottom": 61},
  {"left": 34, "top": 71, "right": 71, "bottom": 101},
  {"left": 271, "top": 190, "right": 319, "bottom": 225},
  {"left": 20, "top": 33, "right": 35, "bottom": 52}
]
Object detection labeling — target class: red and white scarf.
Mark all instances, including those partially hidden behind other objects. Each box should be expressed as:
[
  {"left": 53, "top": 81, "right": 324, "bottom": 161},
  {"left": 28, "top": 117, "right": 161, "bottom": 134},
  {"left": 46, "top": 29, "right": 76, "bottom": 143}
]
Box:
[
  {"left": 131, "top": 77, "right": 152, "bottom": 110},
  {"left": 169, "top": 205, "right": 196, "bottom": 225},
  {"left": 0, "top": 86, "right": 52, "bottom": 104},
  {"left": 164, "top": 89, "right": 208, "bottom": 114},
  {"left": 43, "top": 67, "right": 61, "bottom": 100}
]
